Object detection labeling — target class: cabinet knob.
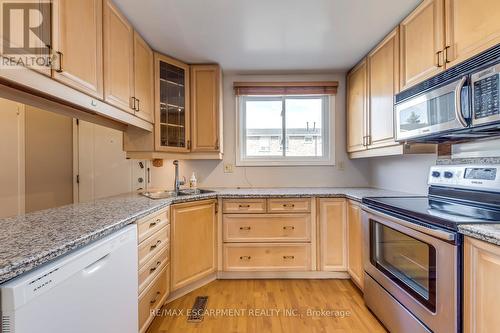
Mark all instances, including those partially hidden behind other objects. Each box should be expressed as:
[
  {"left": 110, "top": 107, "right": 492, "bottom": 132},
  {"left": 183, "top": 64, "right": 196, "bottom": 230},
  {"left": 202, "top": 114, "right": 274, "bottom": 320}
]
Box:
[
  {"left": 283, "top": 255, "right": 295, "bottom": 260},
  {"left": 239, "top": 256, "right": 251, "bottom": 261},
  {"left": 283, "top": 204, "right": 295, "bottom": 208},
  {"left": 239, "top": 226, "right": 251, "bottom": 231},
  {"left": 238, "top": 204, "right": 251, "bottom": 208},
  {"left": 149, "top": 260, "right": 162, "bottom": 273},
  {"left": 150, "top": 240, "right": 161, "bottom": 251},
  {"left": 283, "top": 226, "right": 295, "bottom": 231},
  {"left": 150, "top": 291, "right": 161, "bottom": 304}
]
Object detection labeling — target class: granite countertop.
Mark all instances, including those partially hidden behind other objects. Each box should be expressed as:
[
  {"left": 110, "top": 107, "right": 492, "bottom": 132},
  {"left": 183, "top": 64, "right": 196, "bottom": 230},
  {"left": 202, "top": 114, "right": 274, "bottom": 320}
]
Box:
[
  {"left": 459, "top": 224, "right": 500, "bottom": 246},
  {"left": 0, "top": 187, "right": 409, "bottom": 284}
]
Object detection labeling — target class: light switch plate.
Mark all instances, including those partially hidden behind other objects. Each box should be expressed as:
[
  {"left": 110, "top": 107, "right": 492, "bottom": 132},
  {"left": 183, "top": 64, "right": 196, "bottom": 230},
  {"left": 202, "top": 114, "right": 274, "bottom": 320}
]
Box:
[{"left": 224, "top": 164, "right": 234, "bottom": 173}]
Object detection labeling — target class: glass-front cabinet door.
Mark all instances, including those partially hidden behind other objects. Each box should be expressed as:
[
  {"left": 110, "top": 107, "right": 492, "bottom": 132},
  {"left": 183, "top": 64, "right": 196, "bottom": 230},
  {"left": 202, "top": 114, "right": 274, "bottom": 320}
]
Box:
[{"left": 154, "top": 53, "right": 190, "bottom": 152}]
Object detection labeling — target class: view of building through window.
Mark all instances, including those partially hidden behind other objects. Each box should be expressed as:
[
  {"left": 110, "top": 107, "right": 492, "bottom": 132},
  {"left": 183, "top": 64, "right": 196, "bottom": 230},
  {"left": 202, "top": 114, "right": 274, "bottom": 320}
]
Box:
[{"left": 242, "top": 96, "right": 327, "bottom": 160}]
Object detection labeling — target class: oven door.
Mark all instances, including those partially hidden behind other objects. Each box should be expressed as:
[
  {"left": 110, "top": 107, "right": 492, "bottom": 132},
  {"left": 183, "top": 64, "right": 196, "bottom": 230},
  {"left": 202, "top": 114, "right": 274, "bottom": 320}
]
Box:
[
  {"left": 362, "top": 206, "right": 458, "bottom": 333},
  {"left": 395, "top": 77, "right": 469, "bottom": 141}
]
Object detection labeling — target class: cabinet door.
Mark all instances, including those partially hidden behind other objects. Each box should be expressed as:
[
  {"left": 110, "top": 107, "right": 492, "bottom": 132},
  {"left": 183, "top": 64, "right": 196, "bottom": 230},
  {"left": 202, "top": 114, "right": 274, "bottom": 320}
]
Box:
[
  {"left": 367, "top": 27, "right": 400, "bottom": 149},
  {"left": 103, "top": 0, "right": 134, "bottom": 113},
  {"left": 464, "top": 237, "right": 500, "bottom": 333},
  {"left": 400, "top": 0, "right": 445, "bottom": 90},
  {"left": 52, "top": 0, "right": 103, "bottom": 98},
  {"left": 191, "top": 65, "right": 221, "bottom": 152},
  {"left": 318, "top": 198, "right": 347, "bottom": 271},
  {"left": 347, "top": 59, "right": 367, "bottom": 153},
  {"left": 171, "top": 200, "right": 216, "bottom": 290},
  {"left": 133, "top": 32, "right": 154, "bottom": 122},
  {"left": 347, "top": 200, "right": 364, "bottom": 290},
  {"left": 155, "top": 53, "right": 191, "bottom": 152},
  {"left": 445, "top": 0, "right": 500, "bottom": 67}
]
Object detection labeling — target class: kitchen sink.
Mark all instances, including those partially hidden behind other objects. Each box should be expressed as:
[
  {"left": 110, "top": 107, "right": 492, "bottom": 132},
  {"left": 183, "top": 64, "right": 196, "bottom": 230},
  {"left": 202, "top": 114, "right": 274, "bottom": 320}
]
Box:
[{"left": 141, "top": 188, "right": 214, "bottom": 199}]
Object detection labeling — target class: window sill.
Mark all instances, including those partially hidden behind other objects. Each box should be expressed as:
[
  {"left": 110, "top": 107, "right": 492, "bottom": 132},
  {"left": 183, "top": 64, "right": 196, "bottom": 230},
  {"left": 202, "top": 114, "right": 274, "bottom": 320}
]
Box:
[{"left": 235, "top": 159, "right": 335, "bottom": 167}]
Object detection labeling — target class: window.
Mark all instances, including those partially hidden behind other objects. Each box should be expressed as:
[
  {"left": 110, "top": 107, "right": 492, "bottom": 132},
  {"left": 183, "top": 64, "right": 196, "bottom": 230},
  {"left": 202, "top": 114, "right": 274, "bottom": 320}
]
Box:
[{"left": 237, "top": 95, "right": 334, "bottom": 166}]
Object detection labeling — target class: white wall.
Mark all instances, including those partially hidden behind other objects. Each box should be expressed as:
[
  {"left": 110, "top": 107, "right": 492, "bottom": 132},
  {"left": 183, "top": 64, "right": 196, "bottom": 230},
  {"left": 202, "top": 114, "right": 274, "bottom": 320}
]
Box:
[
  {"left": 368, "top": 154, "right": 437, "bottom": 195},
  {"left": 149, "top": 72, "right": 371, "bottom": 189}
]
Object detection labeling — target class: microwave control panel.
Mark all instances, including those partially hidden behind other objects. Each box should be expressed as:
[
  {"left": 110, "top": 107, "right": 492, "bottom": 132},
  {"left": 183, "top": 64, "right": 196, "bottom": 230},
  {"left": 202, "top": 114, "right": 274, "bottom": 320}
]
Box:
[{"left": 472, "top": 63, "right": 500, "bottom": 123}]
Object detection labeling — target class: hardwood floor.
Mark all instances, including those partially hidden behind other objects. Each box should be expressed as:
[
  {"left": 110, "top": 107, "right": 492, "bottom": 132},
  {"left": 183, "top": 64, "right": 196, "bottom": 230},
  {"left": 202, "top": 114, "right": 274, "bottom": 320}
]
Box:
[{"left": 147, "top": 279, "right": 387, "bottom": 333}]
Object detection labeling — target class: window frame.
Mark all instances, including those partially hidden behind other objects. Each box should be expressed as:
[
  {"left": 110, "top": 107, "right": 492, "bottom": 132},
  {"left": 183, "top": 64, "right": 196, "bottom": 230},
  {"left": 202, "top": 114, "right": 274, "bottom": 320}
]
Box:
[{"left": 236, "top": 94, "right": 335, "bottom": 166}]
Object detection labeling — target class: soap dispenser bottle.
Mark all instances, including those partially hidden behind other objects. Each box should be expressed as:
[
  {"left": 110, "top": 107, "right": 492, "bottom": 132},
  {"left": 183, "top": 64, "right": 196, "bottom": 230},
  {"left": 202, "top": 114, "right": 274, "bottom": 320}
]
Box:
[{"left": 189, "top": 172, "right": 197, "bottom": 189}]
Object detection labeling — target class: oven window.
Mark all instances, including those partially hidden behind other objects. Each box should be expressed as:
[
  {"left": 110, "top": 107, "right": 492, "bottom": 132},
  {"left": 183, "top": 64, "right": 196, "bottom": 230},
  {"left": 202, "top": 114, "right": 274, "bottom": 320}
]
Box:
[
  {"left": 370, "top": 219, "right": 436, "bottom": 312},
  {"left": 399, "top": 92, "right": 455, "bottom": 132}
]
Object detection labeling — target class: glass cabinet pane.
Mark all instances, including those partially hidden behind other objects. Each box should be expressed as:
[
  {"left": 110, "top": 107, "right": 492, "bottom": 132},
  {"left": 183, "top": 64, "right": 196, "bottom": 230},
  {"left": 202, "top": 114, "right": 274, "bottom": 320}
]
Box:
[{"left": 158, "top": 60, "right": 187, "bottom": 148}]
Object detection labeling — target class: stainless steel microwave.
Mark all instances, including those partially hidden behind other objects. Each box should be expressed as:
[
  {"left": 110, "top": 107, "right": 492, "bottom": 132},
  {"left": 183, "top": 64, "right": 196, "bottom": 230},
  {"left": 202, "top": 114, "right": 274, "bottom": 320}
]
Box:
[{"left": 395, "top": 45, "right": 500, "bottom": 142}]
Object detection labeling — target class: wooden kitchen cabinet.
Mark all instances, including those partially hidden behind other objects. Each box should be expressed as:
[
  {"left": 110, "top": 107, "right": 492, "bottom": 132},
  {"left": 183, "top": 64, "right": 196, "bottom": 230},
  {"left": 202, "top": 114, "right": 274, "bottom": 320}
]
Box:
[
  {"left": 444, "top": 0, "right": 500, "bottom": 67},
  {"left": 52, "top": 0, "right": 104, "bottom": 98},
  {"left": 347, "top": 59, "right": 368, "bottom": 153},
  {"left": 464, "top": 236, "right": 500, "bottom": 333},
  {"left": 171, "top": 199, "right": 216, "bottom": 290},
  {"left": 367, "top": 27, "right": 400, "bottom": 150},
  {"left": 133, "top": 31, "right": 154, "bottom": 122},
  {"left": 347, "top": 200, "right": 364, "bottom": 290},
  {"left": 400, "top": 0, "right": 445, "bottom": 90},
  {"left": 103, "top": 0, "right": 135, "bottom": 113},
  {"left": 318, "top": 198, "right": 347, "bottom": 271},
  {"left": 191, "top": 65, "right": 222, "bottom": 152},
  {"left": 155, "top": 53, "right": 191, "bottom": 152}
]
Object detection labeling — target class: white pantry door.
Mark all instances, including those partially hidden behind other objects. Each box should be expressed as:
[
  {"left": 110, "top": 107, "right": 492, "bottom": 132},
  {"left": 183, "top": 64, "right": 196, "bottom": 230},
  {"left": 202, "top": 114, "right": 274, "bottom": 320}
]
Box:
[
  {"left": 0, "top": 99, "right": 25, "bottom": 218},
  {"left": 75, "top": 120, "right": 138, "bottom": 203}
]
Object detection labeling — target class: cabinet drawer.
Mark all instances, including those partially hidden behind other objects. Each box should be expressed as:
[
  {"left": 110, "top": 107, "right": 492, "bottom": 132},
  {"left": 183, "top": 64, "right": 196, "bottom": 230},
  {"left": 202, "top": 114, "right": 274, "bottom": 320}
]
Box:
[
  {"left": 267, "top": 198, "right": 311, "bottom": 213},
  {"left": 138, "top": 246, "right": 169, "bottom": 294},
  {"left": 138, "top": 225, "right": 169, "bottom": 268},
  {"left": 223, "top": 214, "right": 311, "bottom": 242},
  {"left": 222, "top": 199, "right": 266, "bottom": 214},
  {"left": 223, "top": 243, "right": 311, "bottom": 271},
  {"left": 137, "top": 207, "right": 169, "bottom": 243},
  {"left": 139, "top": 264, "right": 170, "bottom": 333}
]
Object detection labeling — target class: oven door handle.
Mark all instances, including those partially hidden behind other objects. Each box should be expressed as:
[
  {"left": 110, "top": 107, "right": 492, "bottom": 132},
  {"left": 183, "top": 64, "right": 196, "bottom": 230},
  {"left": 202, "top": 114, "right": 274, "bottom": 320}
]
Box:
[
  {"left": 362, "top": 206, "right": 456, "bottom": 242},
  {"left": 455, "top": 76, "right": 468, "bottom": 128}
]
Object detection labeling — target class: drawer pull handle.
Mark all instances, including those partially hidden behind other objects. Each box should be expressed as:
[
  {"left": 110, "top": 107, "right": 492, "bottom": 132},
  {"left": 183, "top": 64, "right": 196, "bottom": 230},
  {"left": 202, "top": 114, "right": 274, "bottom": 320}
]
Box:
[
  {"left": 150, "top": 240, "right": 161, "bottom": 251},
  {"left": 150, "top": 291, "right": 161, "bottom": 304},
  {"left": 238, "top": 204, "right": 251, "bottom": 208},
  {"left": 240, "top": 256, "right": 251, "bottom": 261},
  {"left": 283, "top": 226, "right": 295, "bottom": 231},
  {"left": 283, "top": 255, "right": 295, "bottom": 260},
  {"left": 149, "top": 261, "right": 162, "bottom": 273},
  {"left": 149, "top": 219, "right": 161, "bottom": 228},
  {"left": 283, "top": 204, "right": 295, "bottom": 208},
  {"left": 239, "top": 226, "right": 251, "bottom": 230}
]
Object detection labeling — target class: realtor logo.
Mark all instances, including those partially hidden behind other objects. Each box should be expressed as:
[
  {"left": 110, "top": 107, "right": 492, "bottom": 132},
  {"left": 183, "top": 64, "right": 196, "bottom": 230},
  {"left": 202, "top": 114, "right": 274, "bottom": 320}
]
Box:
[{"left": 1, "top": 1, "right": 53, "bottom": 68}]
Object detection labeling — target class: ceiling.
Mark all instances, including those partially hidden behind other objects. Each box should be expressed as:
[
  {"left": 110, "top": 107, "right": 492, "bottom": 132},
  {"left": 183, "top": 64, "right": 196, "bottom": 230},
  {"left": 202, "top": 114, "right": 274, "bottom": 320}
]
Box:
[{"left": 114, "top": 0, "right": 421, "bottom": 72}]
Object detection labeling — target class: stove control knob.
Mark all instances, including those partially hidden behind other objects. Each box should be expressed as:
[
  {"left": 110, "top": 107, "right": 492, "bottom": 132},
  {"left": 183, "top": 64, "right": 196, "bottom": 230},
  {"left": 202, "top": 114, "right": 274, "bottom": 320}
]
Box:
[
  {"left": 444, "top": 171, "right": 454, "bottom": 179},
  {"left": 432, "top": 171, "right": 441, "bottom": 178}
]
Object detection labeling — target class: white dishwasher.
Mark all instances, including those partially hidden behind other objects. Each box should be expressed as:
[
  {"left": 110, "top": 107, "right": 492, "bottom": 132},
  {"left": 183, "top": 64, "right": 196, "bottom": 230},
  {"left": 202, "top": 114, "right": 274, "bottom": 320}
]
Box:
[{"left": 1, "top": 224, "right": 138, "bottom": 333}]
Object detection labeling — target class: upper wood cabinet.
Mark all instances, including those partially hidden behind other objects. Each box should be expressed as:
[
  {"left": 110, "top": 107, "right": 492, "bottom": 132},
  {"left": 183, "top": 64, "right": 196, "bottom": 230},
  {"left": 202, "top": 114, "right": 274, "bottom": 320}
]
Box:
[
  {"left": 346, "top": 59, "right": 367, "bottom": 153},
  {"left": 171, "top": 200, "right": 216, "bottom": 291},
  {"left": 400, "top": 0, "right": 445, "bottom": 90},
  {"left": 464, "top": 236, "right": 500, "bottom": 333},
  {"left": 133, "top": 32, "right": 154, "bottom": 122},
  {"left": 347, "top": 200, "right": 364, "bottom": 290},
  {"left": 52, "top": 0, "right": 104, "bottom": 98},
  {"left": 445, "top": 0, "right": 500, "bottom": 67},
  {"left": 103, "top": 0, "right": 135, "bottom": 113},
  {"left": 191, "top": 65, "right": 222, "bottom": 152},
  {"left": 367, "top": 27, "right": 400, "bottom": 150},
  {"left": 318, "top": 198, "right": 347, "bottom": 271},
  {"left": 154, "top": 53, "right": 191, "bottom": 152}
]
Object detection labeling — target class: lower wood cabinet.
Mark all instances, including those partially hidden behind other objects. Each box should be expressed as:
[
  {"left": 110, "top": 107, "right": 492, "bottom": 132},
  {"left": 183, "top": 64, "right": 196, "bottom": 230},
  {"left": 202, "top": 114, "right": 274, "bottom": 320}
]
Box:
[
  {"left": 136, "top": 207, "right": 170, "bottom": 333},
  {"left": 347, "top": 200, "right": 364, "bottom": 290},
  {"left": 318, "top": 198, "right": 347, "bottom": 271},
  {"left": 464, "top": 236, "right": 500, "bottom": 333},
  {"left": 171, "top": 199, "right": 217, "bottom": 290}
]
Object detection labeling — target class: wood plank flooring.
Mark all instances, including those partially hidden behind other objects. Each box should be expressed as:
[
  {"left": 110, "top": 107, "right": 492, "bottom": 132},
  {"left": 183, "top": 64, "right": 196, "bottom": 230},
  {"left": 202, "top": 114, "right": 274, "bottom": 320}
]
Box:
[{"left": 147, "top": 279, "right": 387, "bottom": 333}]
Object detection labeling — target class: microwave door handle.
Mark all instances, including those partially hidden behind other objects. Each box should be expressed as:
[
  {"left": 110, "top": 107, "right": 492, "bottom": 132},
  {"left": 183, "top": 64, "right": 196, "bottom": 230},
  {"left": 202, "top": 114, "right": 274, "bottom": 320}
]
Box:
[{"left": 455, "top": 76, "right": 468, "bottom": 127}]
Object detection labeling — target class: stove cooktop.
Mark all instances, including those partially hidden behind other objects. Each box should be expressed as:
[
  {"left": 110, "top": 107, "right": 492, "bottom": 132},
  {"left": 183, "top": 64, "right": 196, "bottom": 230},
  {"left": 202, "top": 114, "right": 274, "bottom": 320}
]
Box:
[{"left": 362, "top": 196, "right": 500, "bottom": 231}]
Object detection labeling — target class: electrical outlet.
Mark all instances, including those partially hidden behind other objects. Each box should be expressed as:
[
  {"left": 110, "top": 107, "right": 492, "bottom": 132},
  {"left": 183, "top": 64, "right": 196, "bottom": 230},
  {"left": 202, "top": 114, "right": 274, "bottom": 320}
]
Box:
[
  {"left": 224, "top": 163, "right": 234, "bottom": 173},
  {"left": 337, "top": 161, "right": 345, "bottom": 171}
]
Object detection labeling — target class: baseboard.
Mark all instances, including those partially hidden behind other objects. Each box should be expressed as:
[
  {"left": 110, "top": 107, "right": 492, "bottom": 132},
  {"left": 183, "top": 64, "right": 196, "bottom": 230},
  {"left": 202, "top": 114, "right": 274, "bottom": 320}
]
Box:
[
  {"left": 217, "top": 271, "right": 350, "bottom": 279},
  {"left": 165, "top": 272, "right": 217, "bottom": 303}
]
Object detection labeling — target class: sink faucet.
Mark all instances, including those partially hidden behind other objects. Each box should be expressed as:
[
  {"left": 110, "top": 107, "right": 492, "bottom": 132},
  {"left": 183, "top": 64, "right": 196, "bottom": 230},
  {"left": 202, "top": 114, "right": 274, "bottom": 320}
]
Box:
[{"left": 173, "top": 160, "right": 185, "bottom": 195}]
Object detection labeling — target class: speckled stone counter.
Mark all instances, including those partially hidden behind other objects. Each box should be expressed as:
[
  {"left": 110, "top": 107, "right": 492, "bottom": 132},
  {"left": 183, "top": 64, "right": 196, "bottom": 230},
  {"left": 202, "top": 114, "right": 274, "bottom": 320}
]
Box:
[
  {"left": 0, "top": 187, "right": 409, "bottom": 284},
  {"left": 459, "top": 224, "right": 500, "bottom": 246}
]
